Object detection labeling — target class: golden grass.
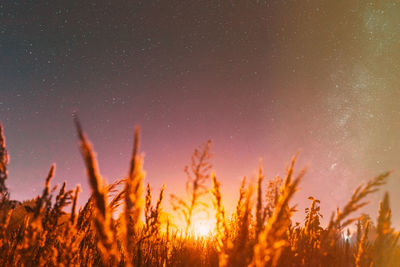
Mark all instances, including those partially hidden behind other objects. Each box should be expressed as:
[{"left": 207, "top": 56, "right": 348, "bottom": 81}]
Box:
[{"left": 0, "top": 121, "right": 399, "bottom": 267}]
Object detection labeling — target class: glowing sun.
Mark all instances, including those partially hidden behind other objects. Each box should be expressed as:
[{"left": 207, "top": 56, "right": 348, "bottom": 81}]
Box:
[{"left": 192, "top": 220, "right": 214, "bottom": 237}]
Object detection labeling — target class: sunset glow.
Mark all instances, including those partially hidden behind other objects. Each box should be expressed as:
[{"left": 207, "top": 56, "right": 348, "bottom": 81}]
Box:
[
  {"left": 192, "top": 220, "right": 214, "bottom": 238},
  {"left": 1, "top": 1, "right": 400, "bottom": 266}
]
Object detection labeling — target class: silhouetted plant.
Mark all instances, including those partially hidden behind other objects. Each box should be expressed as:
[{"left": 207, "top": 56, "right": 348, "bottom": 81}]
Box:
[{"left": 170, "top": 140, "right": 212, "bottom": 237}]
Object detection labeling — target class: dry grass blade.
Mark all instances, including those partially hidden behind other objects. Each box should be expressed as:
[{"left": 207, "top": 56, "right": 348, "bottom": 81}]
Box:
[
  {"left": 34, "top": 164, "right": 55, "bottom": 219},
  {"left": 256, "top": 161, "right": 265, "bottom": 236},
  {"left": 355, "top": 220, "right": 370, "bottom": 267},
  {"left": 251, "top": 155, "right": 305, "bottom": 267},
  {"left": 170, "top": 140, "right": 212, "bottom": 237},
  {"left": 70, "top": 184, "right": 81, "bottom": 225},
  {"left": 235, "top": 177, "right": 246, "bottom": 220},
  {"left": 330, "top": 172, "right": 390, "bottom": 230},
  {"left": 143, "top": 183, "right": 165, "bottom": 240},
  {"left": 373, "top": 192, "right": 398, "bottom": 267},
  {"left": 0, "top": 124, "right": 9, "bottom": 197},
  {"left": 210, "top": 172, "right": 229, "bottom": 266},
  {"left": 123, "top": 126, "right": 145, "bottom": 266},
  {"left": 73, "top": 115, "right": 119, "bottom": 265}
]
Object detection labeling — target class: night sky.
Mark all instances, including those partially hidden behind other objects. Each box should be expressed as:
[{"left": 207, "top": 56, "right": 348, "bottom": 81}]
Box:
[{"left": 1, "top": 1, "right": 400, "bottom": 225}]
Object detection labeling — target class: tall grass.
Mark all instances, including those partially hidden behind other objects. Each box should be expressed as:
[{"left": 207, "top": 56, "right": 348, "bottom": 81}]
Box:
[{"left": 0, "top": 121, "right": 399, "bottom": 267}]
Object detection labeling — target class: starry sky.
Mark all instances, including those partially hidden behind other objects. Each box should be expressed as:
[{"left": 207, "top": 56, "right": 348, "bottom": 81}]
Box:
[{"left": 1, "top": 1, "right": 400, "bottom": 225}]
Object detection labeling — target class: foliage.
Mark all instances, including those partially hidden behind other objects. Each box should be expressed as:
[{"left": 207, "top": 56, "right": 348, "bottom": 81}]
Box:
[{"left": 0, "top": 122, "right": 399, "bottom": 267}]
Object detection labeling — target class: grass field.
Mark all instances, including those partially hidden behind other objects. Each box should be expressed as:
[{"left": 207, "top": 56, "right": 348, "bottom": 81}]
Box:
[{"left": 0, "top": 120, "right": 398, "bottom": 267}]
